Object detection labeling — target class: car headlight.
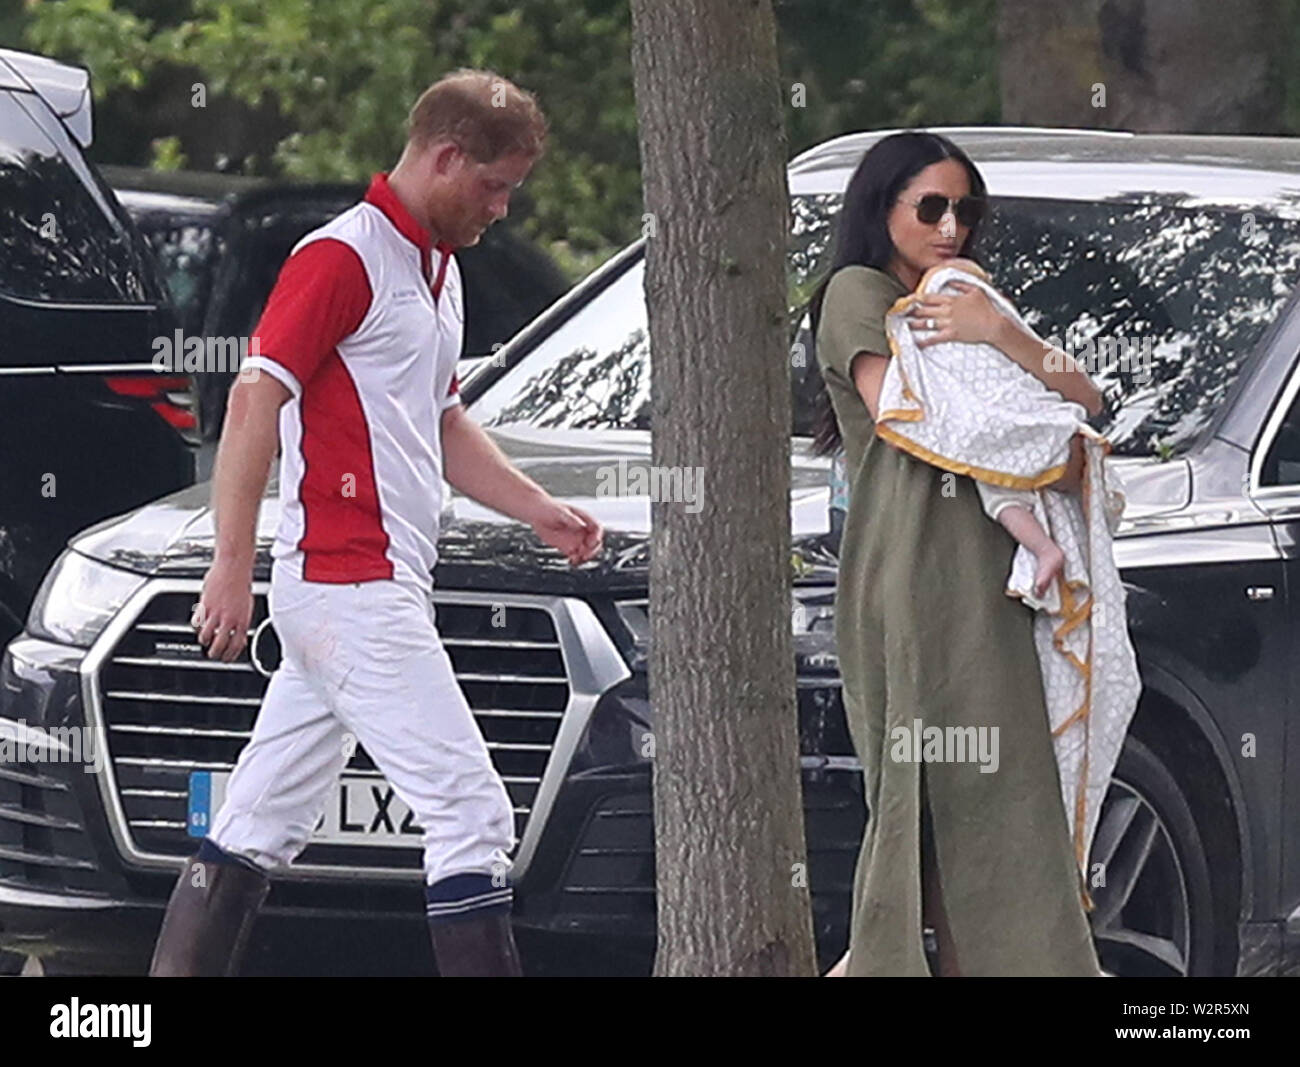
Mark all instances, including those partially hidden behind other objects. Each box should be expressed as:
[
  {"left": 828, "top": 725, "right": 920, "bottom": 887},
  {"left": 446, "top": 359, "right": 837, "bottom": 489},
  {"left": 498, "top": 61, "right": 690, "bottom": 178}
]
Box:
[
  {"left": 612, "top": 586, "right": 837, "bottom": 672},
  {"left": 613, "top": 597, "right": 649, "bottom": 672},
  {"left": 26, "top": 550, "right": 148, "bottom": 648}
]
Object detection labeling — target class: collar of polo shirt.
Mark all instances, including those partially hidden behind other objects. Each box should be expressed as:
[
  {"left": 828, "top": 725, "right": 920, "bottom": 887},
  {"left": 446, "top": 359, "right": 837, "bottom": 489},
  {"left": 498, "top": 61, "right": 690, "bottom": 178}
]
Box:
[{"left": 364, "top": 172, "right": 456, "bottom": 277}]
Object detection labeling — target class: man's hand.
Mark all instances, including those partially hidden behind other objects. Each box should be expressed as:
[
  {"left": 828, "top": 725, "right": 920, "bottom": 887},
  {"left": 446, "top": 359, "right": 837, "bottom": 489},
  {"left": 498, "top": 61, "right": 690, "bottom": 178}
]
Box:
[
  {"left": 194, "top": 559, "right": 255, "bottom": 662},
  {"left": 530, "top": 499, "right": 603, "bottom": 566},
  {"left": 441, "top": 406, "right": 605, "bottom": 565}
]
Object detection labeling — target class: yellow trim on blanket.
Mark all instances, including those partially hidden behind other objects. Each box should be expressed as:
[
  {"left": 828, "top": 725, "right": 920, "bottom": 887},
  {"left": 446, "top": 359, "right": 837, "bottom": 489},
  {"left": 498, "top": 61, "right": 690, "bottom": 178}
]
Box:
[
  {"left": 996, "top": 453, "right": 1105, "bottom": 914},
  {"left": 877, "top": 407, "right": 924, "bottom": 423},
  {"left": 874, "top": 422, "right": 1070, "bottom": 490},
  {"left": 880, "top": 264, "right": 1116, "bottom": 913},
  {"left": 881, "top": 320, "right": 923, "bottom": 406}
]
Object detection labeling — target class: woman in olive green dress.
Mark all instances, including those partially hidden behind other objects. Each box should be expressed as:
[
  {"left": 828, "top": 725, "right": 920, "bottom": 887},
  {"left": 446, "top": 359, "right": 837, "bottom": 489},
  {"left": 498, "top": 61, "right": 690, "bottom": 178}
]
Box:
[{"left": 813, "top": 132, "right": 1106, "bottom": 977}]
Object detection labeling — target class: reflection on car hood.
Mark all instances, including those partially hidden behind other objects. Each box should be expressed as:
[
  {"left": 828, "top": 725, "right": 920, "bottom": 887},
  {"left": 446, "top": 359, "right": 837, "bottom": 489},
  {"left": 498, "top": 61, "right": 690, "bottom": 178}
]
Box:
[
  {"left": 1108, "top": 456, "right": 1193, "bottom": 528},
  {"left": 70, "top": 426, "right": 839, "bottom": 593}
]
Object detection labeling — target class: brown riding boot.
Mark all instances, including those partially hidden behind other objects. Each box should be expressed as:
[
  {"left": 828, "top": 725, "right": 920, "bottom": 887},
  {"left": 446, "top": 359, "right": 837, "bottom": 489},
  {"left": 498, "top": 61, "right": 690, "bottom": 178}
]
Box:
[
  {"left": 150, "top": 845, "right": 270, "bottom": 977},
  {"left": 428, "top": 913, "right": 523, "bottom": 977}
]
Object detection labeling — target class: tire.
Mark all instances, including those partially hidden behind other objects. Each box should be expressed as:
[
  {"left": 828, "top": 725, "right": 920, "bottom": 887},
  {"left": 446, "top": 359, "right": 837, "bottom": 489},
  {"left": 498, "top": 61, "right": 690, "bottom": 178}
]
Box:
[{"left": 1088, "top": 735, "right": 1217, "bottom": 976}]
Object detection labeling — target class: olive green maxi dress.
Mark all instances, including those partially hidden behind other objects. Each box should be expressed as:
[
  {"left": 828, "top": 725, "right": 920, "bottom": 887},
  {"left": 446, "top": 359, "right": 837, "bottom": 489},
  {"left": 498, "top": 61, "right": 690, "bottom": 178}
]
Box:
[{"left": 817, "top": 265, "right": 1101, "bottom": 977}]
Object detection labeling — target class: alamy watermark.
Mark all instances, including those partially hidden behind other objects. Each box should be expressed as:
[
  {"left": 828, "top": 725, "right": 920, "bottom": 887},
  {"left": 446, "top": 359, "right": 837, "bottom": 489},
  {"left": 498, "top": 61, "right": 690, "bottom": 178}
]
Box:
[
  {"left": 152, "top": 330, "right": 263, "bottom": 378},
  {"left": 889, "top": 718, "right": 999, "bottom": 773},
  {"left": 50, "top": 999, "right": 151, "bottom": 1047},
  {"left": 0, "top": 720, "right": 103, "bottom": 773},
  {"left": 1042, "top": 331, "right": 1155, "bottom": 385},
  {"left": 595, "top": 459, "right": 705, "bottom": 513}
]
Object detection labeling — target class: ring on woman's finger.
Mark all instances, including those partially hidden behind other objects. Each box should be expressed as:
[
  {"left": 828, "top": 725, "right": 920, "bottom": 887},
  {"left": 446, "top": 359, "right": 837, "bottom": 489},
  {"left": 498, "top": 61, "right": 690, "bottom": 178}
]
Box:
[{"left": 926, "top": 318, "right": 936, "bottom": 330}]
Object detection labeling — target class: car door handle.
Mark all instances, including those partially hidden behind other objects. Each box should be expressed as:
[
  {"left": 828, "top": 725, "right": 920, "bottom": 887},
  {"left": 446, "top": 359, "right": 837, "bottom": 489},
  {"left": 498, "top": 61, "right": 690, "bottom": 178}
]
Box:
[{"left": 1245, "top": 586, "right": 1275, "bottom": 601}]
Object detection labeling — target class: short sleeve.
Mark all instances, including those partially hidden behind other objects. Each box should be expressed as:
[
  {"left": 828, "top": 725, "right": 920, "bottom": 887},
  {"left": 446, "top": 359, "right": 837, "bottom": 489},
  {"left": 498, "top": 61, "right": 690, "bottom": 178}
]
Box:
[
  {"left": 816, "top": 266, "right": 907, "bottom": 384},
  {"left": 245, "top": 238, "right": 372, "bottom": 397}
]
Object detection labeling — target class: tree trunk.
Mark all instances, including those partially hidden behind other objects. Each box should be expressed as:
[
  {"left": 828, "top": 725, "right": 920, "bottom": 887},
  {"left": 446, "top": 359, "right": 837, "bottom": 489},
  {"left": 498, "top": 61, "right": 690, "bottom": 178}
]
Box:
[
  {"left": 629, "top": 0, "right": 816, "bottom": 976},
  {"left": 999, "top": 0, "right": 1283, "bottom": 133}
]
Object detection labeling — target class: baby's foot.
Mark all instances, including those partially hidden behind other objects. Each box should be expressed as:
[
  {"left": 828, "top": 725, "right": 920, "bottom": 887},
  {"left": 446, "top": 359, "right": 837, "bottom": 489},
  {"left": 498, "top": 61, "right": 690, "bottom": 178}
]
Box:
[{"left": 1033, "top": 540, "right": 1066, "bottom": 598}]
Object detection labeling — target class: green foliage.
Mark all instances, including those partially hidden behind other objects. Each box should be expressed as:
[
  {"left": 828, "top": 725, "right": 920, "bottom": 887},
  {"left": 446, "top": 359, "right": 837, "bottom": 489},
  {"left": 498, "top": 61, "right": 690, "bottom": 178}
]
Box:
[
  {"left": 16, "top": 0, "right": 1300, "bottom": 278},
  {"left": 24, "top": 0, "right": 640, "bottom": 269},
  {"left": 436, "top": 1, "right": 640, "bottom": 257},
  {"left": 148, "top": 131, "right": 185, "bottom": 169},
  {"left": 22, "top": 0, "right": 156, "bottom": 91},
  {"left": 775, "top": 0, "right": 1000, "bottom": 153}
]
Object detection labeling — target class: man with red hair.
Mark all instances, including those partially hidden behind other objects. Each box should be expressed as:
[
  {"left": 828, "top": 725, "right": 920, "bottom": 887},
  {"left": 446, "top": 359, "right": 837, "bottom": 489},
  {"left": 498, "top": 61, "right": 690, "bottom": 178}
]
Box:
[{"left": 151, "top": 70, "right": 602, "bottom": 978}]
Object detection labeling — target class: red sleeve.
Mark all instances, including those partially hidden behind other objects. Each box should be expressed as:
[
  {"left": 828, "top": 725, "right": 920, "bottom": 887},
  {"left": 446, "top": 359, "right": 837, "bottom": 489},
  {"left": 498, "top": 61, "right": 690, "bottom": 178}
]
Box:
[{"left": 249, "top": 238, "right": 372, "bottom": 392}]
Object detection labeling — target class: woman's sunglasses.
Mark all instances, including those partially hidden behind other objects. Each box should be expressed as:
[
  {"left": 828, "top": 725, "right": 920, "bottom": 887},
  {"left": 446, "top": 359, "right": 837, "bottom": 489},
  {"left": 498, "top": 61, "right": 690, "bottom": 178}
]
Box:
[{"left": 905, "top": 194, "right": 986, "bottom": 228}]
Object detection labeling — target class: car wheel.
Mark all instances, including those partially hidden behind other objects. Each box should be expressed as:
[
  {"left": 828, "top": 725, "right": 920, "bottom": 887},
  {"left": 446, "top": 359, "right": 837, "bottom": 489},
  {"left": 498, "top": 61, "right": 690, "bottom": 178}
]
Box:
[{"left": 1088, "top": 735, "right": 1216, "bottom": 976}]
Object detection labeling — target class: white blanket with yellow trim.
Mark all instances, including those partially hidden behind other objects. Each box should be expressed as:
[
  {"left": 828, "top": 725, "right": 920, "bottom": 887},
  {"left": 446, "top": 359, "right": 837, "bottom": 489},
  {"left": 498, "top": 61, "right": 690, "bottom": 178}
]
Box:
[{"left": 879, "top": 263, "right": 1141, "bottom": 903}]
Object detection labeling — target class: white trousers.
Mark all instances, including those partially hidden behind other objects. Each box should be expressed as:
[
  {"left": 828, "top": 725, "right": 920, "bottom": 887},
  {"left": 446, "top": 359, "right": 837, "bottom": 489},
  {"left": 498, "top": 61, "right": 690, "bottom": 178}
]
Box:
[{"left": 209, "top": 563, "right": 516, "bottom": 887}]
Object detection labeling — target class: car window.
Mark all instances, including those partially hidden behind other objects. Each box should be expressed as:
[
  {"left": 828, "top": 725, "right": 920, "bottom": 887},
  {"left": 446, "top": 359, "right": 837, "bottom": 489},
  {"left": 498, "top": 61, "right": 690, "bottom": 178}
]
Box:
[
  {"left": 474, "top": 193, "right": 840, "bottom": 435},
  {"left": 474, "top": 260, "right": 650, "bottom": 430},
  {"left": 1259, "top": 381, "right": 1300, "bottom": 486},
  {"left": 0, "top": 91, "right": 152, "bottom": 304},
  {"left": 475, "top": 192, "right": 1300, "bottom": 457},
  {"left": 136, "top": 217, "right": 221, "bottom": 334},
  {"left": 981, "top": 197, "right": 1300, "bottom": 457}
]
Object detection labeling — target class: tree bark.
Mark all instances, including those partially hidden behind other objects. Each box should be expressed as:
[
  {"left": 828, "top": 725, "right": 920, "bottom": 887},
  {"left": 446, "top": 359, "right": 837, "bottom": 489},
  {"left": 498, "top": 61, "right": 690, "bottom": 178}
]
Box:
[
  {"left": 629, "top": 0, "right": 816, "bottom": 976},
  {"left": 999, "top": 0, "right": 1283, "bottom": 133}
]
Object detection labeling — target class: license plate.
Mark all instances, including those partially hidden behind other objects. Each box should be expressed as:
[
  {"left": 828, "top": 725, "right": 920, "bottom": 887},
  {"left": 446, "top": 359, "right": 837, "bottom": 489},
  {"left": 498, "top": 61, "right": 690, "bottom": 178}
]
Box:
[{"left": 187, "top": 771, "right": 424, "bottom": 847}]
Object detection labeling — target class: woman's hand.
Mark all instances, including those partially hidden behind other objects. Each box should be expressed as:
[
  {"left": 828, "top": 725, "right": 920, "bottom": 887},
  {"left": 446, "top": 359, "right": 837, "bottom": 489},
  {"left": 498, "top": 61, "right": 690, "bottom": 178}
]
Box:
[
  {"left": 908, "top": 281, "right": 1005, "bottom": 348},
  {"left": 908, "top": 281, "right": 1105, "bottom": 416}
]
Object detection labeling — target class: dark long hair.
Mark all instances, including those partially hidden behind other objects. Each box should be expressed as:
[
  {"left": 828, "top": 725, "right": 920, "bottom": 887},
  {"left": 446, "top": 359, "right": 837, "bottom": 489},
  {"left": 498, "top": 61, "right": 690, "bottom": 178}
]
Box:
[{"left": 810, "top": 131, "right": 988, "bottom": 454}]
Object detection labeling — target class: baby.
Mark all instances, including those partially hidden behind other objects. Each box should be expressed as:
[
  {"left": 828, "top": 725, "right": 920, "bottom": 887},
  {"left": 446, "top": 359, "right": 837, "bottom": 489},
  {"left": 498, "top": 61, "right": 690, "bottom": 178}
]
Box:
[
  {"left": 981, "top": 470, "right": 1067, "bottom": 600},
  {"left": 892, "top": 257, "right": 1074, "bottom": 604}
]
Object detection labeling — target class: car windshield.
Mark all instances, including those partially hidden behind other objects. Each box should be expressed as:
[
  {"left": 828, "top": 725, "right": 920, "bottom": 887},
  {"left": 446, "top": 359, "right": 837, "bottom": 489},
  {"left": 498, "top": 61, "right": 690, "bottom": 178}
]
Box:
[{"left": 474, "top": 192, "right": 1300, "bottom": 457}]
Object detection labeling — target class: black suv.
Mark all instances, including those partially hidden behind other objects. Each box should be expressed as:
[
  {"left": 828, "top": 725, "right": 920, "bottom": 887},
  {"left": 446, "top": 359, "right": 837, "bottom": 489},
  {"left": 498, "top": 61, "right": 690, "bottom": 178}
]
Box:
[
  {"left": 0, "top": 50, "right": 195, "bottom": 653},
  {"left": 102, "top": 166, "right": 572, "bottom": 447},
  {"left": 4, "top": 128, "right": 1300, "bottom": 977}
]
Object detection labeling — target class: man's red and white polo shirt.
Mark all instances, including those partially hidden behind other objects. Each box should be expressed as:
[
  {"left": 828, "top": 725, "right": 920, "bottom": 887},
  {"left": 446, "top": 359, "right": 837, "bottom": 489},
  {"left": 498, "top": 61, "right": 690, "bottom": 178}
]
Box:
[{"left": 244, "top": 172, "right": 463, "bottom": 591}]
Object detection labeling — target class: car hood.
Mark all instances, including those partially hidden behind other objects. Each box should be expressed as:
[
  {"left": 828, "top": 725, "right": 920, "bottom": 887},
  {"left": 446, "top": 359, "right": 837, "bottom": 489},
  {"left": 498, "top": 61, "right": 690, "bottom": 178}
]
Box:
[
  {"left": 70, "top": 426, "right": 840, "bottom": 594},
  {"left": 69, "top": 429, "right": 1190, "bottom": 593}
]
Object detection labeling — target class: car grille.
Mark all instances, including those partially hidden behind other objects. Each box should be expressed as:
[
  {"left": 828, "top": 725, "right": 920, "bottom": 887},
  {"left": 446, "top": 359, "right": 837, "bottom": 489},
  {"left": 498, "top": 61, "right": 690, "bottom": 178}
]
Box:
[
  {"left": 556, "top": 777, "right": 864, "bottom": 948},
  {"left": 94, "top": 588, "right": 570, "bottom": 869},
  {"left": 0, "top": 761, "right": 104, "bottom": 896}
]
